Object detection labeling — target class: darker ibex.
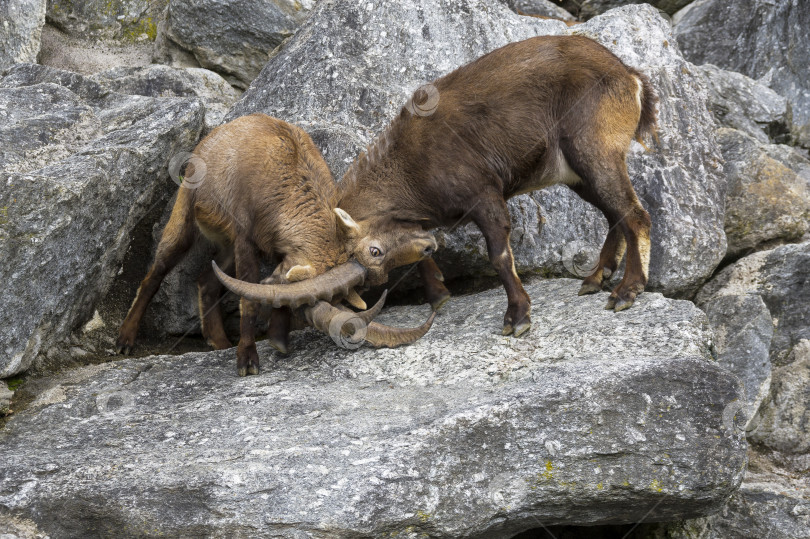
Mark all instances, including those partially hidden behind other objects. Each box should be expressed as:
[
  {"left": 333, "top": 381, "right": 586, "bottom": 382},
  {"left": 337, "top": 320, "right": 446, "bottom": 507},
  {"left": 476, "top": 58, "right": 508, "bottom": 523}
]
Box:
[
  {"left": 335, "top": 35, "right": 658, "bottom": 336},
  {"left": 117, "top": 113, "right": 437, "bottom": 376}
]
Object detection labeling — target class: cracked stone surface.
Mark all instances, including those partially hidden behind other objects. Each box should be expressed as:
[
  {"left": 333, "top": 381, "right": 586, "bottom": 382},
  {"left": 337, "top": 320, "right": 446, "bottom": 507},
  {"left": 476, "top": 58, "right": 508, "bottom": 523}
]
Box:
[{"left": 0, "top": 279, "right": 746, "bottom": 537}]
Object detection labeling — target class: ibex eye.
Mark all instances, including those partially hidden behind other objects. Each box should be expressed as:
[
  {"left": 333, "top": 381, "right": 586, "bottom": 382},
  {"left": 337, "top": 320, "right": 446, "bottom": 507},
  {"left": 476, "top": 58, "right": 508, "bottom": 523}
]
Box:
[{"left": 369, "top": 246, "right": 383, "bottom": 257}]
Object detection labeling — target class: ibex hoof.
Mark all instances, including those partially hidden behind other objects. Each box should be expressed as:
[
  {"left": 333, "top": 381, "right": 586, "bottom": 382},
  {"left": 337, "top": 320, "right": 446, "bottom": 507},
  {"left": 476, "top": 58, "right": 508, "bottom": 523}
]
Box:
[
  {"left": 247, "top": 365, "right": 260, "bottom": 376},
  {"left": 430, "top": 292, "right": 451, "bottom": 312},
  {"left": 115, "top": 341, "right": 133, "bottom": 355},
  {"left": 604, "top": 296, "right": 618, "bottom": 310},
  {"left": 578, "top": 281, "right": 602, "bottom": 296},
  {"left": 613, "top": 297, "right": 635, "bottom": 312},
  {"left": 502, "top": 317, "right": 531, "bottom": 337},
  {"left": 237, "top": 367, "right": 248, "bottom": 377},
  {"left": 513, "top": 318, "right": 532, "bottom": 337}
]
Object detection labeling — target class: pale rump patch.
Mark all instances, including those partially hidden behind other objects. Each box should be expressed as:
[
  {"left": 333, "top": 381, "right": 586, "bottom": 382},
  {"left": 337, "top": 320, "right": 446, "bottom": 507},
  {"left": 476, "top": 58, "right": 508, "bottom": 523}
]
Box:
[
  {"left": 557, "top": 153, "right": 583, "bottom": 186},
  {"left": 517, "top": 151, "right": 582, "bottom": 195},
  {"left": 633, "top": 75, "right": 643, "bottom": 111}
]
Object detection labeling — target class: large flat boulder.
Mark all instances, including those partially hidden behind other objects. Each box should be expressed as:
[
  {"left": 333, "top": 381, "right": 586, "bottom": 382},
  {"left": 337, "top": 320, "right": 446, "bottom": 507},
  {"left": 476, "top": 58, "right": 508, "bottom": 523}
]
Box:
[
  {"left": 0, "top": 63, "right": 205, "bottom": 378},
  {"left": 222, "top": 1, "right": 725, "bottom": 303},
  {"left": 673, "top": 0, "right": 810, "bottom": 148},
  {"left": 0, "top": 279, "right": 746, "bottom": 537}
]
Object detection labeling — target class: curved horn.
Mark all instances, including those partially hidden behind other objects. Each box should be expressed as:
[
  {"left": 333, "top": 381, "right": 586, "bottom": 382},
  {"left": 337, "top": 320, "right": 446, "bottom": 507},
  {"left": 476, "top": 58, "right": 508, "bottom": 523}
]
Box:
[
  {"left": 305, "top": 294, "right": 437, "bottom": 349},
  {"left": 305, "top": 291, "right": 388, "bottom": 340},
  {"left": 213, "top": 259, "right": 367, "bottom": 309},
  {"left": 364, "top": 311, "right": 437, "bottom": 348}
]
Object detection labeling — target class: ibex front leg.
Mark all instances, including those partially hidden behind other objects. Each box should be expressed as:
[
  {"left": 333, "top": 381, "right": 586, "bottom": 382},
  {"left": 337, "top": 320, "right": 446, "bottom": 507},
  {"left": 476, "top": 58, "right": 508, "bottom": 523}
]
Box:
[
  {"left": 234, "top": 237, "right": 261, "bottom": 376},
  {"left": 417, "top": 258, "right": 451, "bottom": 311},
  {"left": 472, "top": 196, "right": 531, "bottom": 337}
]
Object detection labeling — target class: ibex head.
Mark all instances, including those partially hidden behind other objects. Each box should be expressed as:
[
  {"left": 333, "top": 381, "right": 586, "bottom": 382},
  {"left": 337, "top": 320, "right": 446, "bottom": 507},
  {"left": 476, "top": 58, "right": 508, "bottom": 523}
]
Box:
[{"left": 333, "top": 208, "right": 437, "bottom": 286}]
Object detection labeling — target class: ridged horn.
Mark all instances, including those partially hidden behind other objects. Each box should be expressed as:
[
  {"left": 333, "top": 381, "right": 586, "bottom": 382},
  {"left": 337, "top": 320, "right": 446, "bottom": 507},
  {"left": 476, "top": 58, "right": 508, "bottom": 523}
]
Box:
[
  {"left": 364, "top": 311, "right": 437, "bottom": 348},
  {"left": 305, "top": 291, "right": 436, "bottom": 348},
  {"left": 305, "top": 291, "right": 388, "bottom": 343},
  {"left": 212, "top": 259, "right": 367, "bottom": 309}
]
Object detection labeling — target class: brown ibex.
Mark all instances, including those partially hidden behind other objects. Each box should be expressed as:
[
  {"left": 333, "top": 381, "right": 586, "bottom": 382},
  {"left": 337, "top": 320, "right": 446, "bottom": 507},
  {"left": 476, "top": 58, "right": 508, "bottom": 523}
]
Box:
[
  {"left": 117, "top": 113, "right": 438, "bottom": 376},
  {"left": 334, "top": 35, "right": 657, "bottom": 336}
]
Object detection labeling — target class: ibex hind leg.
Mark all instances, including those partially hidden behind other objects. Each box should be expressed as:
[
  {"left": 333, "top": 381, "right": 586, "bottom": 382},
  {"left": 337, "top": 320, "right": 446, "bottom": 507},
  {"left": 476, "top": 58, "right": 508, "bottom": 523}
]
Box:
[
  {"left": 116, "top": 193, "right": 196, "bottom": 355},
  {"left": 568, "top": 156, "right": 650, "bottom": 312},
  {"left": 569, "top": 184, "right": 628, "bottom": 295},
  {"left": 197, "top": 248, "right": 234, "bottom": 350},
  {"left": 266, "top": 307, "right": 292, "bottom": 355},
  {"left": 234, "top": 237, "right": 261, "bottom": 376}
]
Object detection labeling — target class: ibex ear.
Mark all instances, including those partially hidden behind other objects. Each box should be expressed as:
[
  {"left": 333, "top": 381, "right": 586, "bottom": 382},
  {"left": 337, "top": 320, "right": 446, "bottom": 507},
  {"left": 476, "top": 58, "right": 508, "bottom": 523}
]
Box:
[
  {"left": 285, "top": 265, "right": 315, "bottom": 282},
  {"left": 334, "top": 208, "right": 361, "bottom": 237}
]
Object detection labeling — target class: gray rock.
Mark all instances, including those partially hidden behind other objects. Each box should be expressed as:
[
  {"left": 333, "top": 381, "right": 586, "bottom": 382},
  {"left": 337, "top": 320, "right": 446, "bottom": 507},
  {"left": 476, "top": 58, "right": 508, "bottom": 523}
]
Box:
[
  {"left": 156, "top": 0, "right": 315, "bottom": 89},
  {"left": 698, "top": 63, "right": 791, "bottom": 145},
  {"left": 91, "top": 63, "right": 241, "bottom": 131},
  {"left": 45, "top": 0, "right": 165, "bottom": 41},
  {"left": 647, "top": 475, "right": 810, "bottom": 539},
  {"left": 502, "top": 0, "right": 575, "bottom": 20},
  {"left": 765, "top": 144, "right": 810, "bottom": 187},
  {"left": 673, "top": 0, "right": 810, "bottom": 148},
  {"left": 717, "top": 128, "right": 810, "bottom": 259},
  {"left": 0, "top": 383, "right": 12, "bottom": 416},
  {"left": 748, "top": 340, "right": 810, "bottom": 455},
  {"left": 702, "top": 294, "right": 773, "bottom": 430},
  {"left": 0, "top": 278, "right": 747, "bottom": 536},
  {"left": 0, "top": 63, "right": 205, "bottom": 378},
  {"left": 0, "top": 0, "right": 45, "bottom": 71},
  {"left": 227, "top": 2, "right": 726, "bottom": 300},
  {"left": 696, "top": 241, "right": 810, "bottom": 366},
  {"left": 556, "top": 0, "right": 694, "bottom": 19},
  {"left": 36, "top": 22, "right": 154, "bottom": 75}
]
